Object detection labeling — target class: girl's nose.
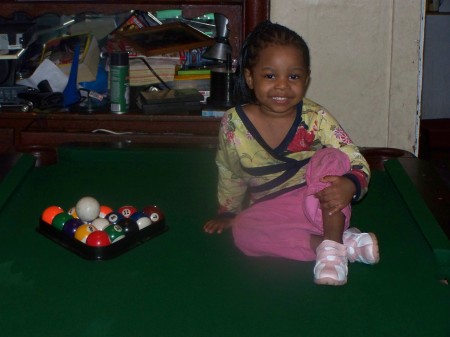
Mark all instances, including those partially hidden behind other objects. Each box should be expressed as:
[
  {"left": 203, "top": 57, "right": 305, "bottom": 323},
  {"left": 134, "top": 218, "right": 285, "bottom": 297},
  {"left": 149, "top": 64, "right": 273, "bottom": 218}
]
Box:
[{"left": 274, "top": 77, "right": 289, "bottom": 89}]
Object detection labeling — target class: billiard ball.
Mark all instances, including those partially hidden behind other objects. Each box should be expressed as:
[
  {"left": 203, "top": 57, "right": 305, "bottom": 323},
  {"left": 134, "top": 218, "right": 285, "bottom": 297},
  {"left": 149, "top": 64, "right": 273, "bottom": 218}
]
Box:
[
  {"left": 67, "top": 207, "right": 78, "bottom": 219},
  {"left": 41, "top": 205, "right": 64, "bottom": 225},
  {"left": 99, "top": 205, "right": 113, "bottom": 218},
  {"left": 75, "top": 196, "right": 100, "bottom": 222},
  {"left": 105, "top": 211, "right": 124, "bottom": 225},
  {"left": 104, "top": 224, "right": 125, "bottom": 243},
  {"left": 52, "top": 213, "right": 73, "bottom": 231},
  {"left": 118, "top": 205, "right": 138, "bottom": 218},
  {"left": 91, "top": 217, "right": 110, "bottom": 231},
  {"left": 86, "top": 231, "right": 111, "bottom": 247},
  {"left": 62, "top": 218, "right": 83, "bottom": 237},
  {"left": 142, "top": 205, "right": 164, "bottom": 224},
  {"left": 117, "top": 218, "right": 139, "bottom": 235},
  {"left": 130, "top": 212, "right": 151, "bottom": 230},
  {"left": 74, "top": 224, "right": 97, "bottom": 243}
]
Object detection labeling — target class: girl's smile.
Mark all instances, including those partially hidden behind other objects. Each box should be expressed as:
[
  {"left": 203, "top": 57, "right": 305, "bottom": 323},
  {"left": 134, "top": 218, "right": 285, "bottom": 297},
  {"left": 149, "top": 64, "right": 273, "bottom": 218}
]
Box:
[{"left": 244, "top": 44, "right": 310, "bottom": 118}]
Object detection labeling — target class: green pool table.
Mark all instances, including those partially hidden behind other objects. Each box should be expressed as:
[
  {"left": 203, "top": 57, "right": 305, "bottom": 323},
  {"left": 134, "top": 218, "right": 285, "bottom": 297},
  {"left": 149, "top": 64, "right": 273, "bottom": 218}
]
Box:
[{"left": 0, "top": 146, "right": 448, "bottom": 337}]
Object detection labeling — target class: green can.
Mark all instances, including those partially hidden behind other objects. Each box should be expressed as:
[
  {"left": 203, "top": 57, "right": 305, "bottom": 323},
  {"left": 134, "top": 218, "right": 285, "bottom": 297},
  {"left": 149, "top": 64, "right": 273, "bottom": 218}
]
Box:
[{"left": 110, "top": 52, "right": 130, "bottom": 114}]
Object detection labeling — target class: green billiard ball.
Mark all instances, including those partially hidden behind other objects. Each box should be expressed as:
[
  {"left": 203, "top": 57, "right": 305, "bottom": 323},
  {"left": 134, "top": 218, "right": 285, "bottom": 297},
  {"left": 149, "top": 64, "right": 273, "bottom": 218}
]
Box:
[
  {"left": 104, "top": 224, "right": 125, "bottom": 243},
  {"left": 52, "top": 213, "right": 73, "bottom": 231}
]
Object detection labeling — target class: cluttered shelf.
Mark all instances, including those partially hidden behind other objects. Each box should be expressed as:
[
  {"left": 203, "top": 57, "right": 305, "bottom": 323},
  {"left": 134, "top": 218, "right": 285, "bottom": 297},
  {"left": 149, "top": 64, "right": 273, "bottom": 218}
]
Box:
[{"left": 0, "top": 0, "right": 270, "bottom": 150}]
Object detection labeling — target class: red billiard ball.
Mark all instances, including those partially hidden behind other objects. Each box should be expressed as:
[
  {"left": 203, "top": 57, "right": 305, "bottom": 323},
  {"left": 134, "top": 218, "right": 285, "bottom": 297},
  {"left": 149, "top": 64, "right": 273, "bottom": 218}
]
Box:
[
  {"left": 118, "top": 205, "right": 138, "bottom": 218},
  {"left": 86, "top": 231, "right": 111, "bottom": 247},
  {"left": 75, "top": 196, "right": 100, "bottom": 222},
  {"left": 142, "top": 205, "right": 164, "bottom": 224},
  {"left": 41, "top": 206, "right": 64, "bottom": 225}
]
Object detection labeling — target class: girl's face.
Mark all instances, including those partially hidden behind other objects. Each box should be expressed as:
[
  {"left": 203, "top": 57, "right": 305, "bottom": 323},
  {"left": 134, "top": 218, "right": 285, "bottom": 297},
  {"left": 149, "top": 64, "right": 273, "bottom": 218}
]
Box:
[{"left": 244, "top": 44, "right": 310, "bottom": 117}]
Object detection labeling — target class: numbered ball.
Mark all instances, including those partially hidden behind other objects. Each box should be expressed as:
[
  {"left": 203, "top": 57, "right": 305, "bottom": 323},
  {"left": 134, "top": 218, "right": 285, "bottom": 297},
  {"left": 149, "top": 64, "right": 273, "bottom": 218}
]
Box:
[
  {"left": 75, "top": 196, "right": 100, "bottom": 222},
  {"left": 99, "top": 205, "right": 114, "bottom": 218},
  {"left": 41, "top": 206, "right": 64, "bottom": 225},
  {"left": 67, "top": 207, "right": 79, "bottom": 219},
  {"left": 104, "top": 224, "right": 126, "bottom": 243},
  {"left": 118, "top": 205, "right": 138, "bottom": 218},
  {"left": 63, "top": 218, "right": 83, "bottom": 237},
  {"left": 142, "top": 205, "right": 164, "bottom": 224},
  {"left": 74, "top": 224, "right": 97, "bottom": 243},
  {"left": 130, "top": 212, "right": 152, "bottom": 230},
  {"left": 52, "top": 213, "right": 73, "bottom": 231},
  {"left": 117, "top": 218, "right": 139, "bottom": 235},
  {"left": 105, "top": 211, "right": 124, "bottom": 225},
  {"left": 91, "top": 217, "right": 110, "bottom": 231},
  {"left": 86, "top": 231, "right": 111, "bottom": 247}
]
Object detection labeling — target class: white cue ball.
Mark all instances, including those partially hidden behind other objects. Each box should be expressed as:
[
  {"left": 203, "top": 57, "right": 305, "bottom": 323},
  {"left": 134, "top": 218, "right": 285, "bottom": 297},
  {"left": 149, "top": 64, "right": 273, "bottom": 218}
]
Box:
[{"left": 75, "top": 196, "right": 100, "bottom": 222}]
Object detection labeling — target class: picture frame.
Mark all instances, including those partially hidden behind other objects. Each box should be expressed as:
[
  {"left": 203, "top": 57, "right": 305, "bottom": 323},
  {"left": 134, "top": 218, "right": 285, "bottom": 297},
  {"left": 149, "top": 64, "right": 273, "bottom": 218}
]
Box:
[{"left": 116, "top": 22, "right": 215, "bottom": 57}]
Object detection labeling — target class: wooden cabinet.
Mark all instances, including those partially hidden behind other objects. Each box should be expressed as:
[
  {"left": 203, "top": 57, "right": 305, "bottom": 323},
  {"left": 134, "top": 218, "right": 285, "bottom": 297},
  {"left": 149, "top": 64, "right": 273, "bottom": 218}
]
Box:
[{"left": 0, "top": 0, "right": 270, "bottom": 150}]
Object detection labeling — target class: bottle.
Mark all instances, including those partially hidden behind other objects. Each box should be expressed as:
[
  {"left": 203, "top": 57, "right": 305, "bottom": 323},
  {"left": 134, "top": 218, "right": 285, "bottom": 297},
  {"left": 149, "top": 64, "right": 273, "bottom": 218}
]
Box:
[{"left": 109, "top": 51, "right": 129, "bottom": 114}]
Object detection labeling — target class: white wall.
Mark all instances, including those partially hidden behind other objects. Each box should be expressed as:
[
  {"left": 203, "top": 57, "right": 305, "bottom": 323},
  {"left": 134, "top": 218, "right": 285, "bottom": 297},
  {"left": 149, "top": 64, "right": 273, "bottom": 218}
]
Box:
[{"left": 271, "top": 0, "right": 424, "bottom": 153}]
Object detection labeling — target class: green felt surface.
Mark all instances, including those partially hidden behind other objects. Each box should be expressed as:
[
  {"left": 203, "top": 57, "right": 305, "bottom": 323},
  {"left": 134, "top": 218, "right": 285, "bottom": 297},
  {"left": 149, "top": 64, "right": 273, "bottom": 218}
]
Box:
[
  {"left": 0, "top": 147, "right": 448, "bottom": 337},
  {"left": 385, "top": 159, "right": 450, "bottom": 279}
]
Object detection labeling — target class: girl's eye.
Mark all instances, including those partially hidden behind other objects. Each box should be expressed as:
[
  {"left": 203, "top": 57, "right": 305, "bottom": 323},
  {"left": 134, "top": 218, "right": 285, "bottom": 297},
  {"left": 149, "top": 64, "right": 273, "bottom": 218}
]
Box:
[
  {"left": 264, "top": 74, "right": 275, "bottom": 79},
  {"left": 290, "top": 74, "right": 301, "bottom": 80}
]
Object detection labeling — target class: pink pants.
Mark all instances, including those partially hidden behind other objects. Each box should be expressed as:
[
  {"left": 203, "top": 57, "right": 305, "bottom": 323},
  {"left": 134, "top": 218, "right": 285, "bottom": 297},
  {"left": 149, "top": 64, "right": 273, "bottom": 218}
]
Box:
[{"left": 231, "top": 148, "right": 351, "bottom": 261}]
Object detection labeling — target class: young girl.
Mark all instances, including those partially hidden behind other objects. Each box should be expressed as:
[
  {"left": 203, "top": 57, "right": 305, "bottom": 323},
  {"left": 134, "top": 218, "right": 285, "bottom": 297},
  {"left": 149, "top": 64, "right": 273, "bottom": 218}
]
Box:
[{"left": 204, "top": 21, "right": 379, "bottom": 286}]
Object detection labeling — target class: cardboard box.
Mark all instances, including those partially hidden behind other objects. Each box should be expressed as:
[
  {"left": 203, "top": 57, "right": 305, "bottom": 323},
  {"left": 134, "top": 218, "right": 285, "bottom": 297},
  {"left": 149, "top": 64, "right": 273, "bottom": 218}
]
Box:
[{"left": 40, "top": 33, "right": 99, "bottom": 82}]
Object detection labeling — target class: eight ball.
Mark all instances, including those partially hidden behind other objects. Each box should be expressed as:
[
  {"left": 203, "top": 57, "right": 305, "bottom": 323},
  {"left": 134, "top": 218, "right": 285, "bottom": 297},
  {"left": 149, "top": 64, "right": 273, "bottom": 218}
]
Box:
[{"left": 117, "top": 218, "right": 139, "bottom": 235}]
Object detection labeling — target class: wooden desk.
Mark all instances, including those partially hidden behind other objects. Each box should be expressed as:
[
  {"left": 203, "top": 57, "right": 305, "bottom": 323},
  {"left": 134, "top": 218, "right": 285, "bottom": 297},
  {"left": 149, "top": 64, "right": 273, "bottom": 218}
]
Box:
[{"left": 0, "top": 111, "right": 221, "bottom": 149}]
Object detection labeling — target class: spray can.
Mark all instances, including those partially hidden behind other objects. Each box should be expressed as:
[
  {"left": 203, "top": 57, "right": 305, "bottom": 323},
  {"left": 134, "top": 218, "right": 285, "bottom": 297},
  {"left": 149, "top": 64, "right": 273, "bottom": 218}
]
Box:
[{"left": 110, "top": 51, "right": 129, "bottom": 113}]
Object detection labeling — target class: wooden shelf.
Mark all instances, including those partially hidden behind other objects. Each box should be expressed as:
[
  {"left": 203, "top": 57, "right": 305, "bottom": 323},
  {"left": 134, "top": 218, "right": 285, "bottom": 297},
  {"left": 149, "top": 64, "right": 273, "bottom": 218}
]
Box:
[{"left": 0, "top": 0, "right": 270, "bottom": 151}]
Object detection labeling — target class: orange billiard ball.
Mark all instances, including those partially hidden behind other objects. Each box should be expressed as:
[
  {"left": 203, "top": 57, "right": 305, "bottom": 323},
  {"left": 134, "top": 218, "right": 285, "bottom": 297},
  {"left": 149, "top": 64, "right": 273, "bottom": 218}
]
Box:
[
  {"left": 41, "top": 206, "right": 64, "bottom": 225},
  {"left": 99, "top": 205, "right": 114, "bottom": 218}
]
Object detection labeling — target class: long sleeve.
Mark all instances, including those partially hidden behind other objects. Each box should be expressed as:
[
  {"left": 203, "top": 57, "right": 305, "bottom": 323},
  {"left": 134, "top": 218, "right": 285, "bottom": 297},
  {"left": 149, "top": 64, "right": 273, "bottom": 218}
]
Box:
[
  {"left": 215, "top": 113, "right": 249, "bottom": 216},
  {"left": 304, "top": 102, "right": 370, "bottom": 201},
  {"left": 214, "top": 100, "right": 371, "bottom": 216}
]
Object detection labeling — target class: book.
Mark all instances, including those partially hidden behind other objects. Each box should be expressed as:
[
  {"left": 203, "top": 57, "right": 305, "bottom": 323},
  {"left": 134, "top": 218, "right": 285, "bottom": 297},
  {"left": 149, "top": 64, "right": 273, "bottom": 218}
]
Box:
[{"left": 129, "top": 55, "right": 180, "bottom": 87}]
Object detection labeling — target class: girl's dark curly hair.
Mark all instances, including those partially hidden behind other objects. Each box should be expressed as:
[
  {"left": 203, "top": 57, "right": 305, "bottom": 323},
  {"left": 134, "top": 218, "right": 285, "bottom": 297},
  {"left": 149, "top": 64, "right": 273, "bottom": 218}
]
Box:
[{"left": 234, "top": 20, "right": 310, "bottom": 104}]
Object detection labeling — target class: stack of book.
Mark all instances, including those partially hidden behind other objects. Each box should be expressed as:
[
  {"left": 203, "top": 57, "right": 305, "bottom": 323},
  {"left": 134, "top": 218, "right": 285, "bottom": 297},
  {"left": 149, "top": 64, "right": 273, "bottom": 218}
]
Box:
[
  {"left": 129, "top": 55, "right": 179, "bottom": 87},
  {"left": 173, "top": 68, "right": 211, "bottom": 102}
]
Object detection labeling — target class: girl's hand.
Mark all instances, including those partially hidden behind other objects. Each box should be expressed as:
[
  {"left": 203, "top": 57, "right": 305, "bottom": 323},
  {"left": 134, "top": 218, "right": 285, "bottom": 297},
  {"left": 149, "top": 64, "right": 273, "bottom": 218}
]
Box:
[
  {"left": 203, "top": 218, "right": 233, "bottom": 234},
  {"left": 314, "top": 176, "right": 356, "bottom": 215}
]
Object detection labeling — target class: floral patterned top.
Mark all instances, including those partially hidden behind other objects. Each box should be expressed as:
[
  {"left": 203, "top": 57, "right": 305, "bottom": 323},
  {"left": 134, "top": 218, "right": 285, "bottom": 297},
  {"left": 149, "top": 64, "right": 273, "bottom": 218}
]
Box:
[{"left": 215, "top": 98, "right": 370, "bottom": 217}]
